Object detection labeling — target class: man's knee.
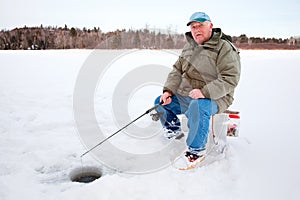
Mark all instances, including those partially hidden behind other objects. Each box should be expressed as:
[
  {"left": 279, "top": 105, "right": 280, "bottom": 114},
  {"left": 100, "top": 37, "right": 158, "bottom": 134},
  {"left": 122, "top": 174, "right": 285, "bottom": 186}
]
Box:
[{"left": 190, "top": 99, "right": 214, "bottom": 115}]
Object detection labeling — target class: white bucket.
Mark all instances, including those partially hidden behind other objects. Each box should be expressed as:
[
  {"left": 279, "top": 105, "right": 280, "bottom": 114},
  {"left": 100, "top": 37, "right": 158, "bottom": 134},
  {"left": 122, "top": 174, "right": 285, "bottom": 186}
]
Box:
[{"left": 181, "top": 112, "right": 240, "bottom": 154}]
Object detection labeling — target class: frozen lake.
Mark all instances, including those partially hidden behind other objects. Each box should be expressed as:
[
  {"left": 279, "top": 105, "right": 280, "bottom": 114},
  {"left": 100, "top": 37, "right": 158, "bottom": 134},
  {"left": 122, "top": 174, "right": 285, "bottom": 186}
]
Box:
[{"left": 0, "top": 49, "right": 300, "bottom": 200}]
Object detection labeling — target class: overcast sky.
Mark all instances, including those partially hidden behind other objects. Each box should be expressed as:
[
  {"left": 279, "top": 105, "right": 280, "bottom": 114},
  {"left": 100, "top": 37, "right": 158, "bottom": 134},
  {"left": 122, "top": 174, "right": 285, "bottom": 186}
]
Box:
[{"left": 2, "top": 0, "right": 300, "bottom": 38}]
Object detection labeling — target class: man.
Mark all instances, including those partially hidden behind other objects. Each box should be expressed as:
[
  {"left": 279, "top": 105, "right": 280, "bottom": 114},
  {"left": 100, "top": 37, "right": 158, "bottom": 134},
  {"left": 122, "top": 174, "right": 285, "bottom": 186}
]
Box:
[{"left": 155, "top": 12, "right": 241, "bottom": 163}]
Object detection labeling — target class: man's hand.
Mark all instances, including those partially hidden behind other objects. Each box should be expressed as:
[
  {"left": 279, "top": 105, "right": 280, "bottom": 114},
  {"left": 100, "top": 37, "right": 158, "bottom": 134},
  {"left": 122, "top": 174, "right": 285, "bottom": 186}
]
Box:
[
  {"left": 189, "top": 89, "right": 205, "bottom": 99},
  {"left": 160, "top": 91, "right": 172, "bottom": 105}
]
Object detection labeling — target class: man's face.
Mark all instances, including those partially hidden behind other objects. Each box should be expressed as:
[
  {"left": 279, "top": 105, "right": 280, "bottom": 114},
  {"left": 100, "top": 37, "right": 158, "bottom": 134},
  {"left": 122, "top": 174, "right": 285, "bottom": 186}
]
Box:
[{"left": 190, "top": 21, "right": 213, "bottom": 45}]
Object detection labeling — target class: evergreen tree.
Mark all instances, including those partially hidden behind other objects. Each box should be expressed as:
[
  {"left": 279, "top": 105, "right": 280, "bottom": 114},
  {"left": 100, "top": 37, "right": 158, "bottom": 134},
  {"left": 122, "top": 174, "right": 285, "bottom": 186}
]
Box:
[{"left": 70, "top": 27, "right": 77, "bottom": 37}]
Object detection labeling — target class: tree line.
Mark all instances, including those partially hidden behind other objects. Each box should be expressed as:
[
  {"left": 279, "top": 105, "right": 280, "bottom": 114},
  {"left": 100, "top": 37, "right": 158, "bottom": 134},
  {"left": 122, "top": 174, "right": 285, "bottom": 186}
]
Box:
[{"left": 0, "top": 25, "right": 299, "bottom": 50}]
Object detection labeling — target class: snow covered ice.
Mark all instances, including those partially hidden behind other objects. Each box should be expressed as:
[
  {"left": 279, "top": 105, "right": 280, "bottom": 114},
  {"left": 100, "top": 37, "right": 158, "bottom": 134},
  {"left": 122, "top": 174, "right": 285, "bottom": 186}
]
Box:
[{"left": 0, "top": 49, "right": 300, "bottom": 200}]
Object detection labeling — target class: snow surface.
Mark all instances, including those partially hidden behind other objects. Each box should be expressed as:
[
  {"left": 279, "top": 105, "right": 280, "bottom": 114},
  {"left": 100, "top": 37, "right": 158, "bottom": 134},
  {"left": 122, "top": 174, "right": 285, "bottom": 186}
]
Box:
[{"left": 0, "top": 49, "right": 300, "bottom": 200}]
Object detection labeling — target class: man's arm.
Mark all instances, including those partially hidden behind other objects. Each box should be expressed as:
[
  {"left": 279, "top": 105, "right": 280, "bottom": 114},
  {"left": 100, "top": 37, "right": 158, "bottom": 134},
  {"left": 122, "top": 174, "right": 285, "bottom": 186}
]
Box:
[{"left": 163, "top": 58, "right": 183, "bottom": 95}]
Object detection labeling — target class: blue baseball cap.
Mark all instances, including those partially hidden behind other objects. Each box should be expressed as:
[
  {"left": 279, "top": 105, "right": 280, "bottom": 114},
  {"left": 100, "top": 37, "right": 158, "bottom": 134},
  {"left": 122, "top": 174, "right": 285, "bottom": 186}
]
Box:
[{"left": 187, "top": 12, "right": 211, "bottom": 26}]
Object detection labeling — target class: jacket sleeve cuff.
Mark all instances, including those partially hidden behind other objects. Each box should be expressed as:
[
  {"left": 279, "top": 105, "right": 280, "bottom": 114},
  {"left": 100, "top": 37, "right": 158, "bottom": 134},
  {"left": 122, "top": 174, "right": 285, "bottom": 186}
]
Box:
[{"left": 163, "top": 88, "right": 174, "bottom": 96}]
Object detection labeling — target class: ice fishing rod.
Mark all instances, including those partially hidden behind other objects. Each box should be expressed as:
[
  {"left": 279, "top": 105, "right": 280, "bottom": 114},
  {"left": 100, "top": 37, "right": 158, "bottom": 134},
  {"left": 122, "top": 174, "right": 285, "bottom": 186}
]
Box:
[{"left": 80, "top": 100, "right": 164, "bottom": 158}]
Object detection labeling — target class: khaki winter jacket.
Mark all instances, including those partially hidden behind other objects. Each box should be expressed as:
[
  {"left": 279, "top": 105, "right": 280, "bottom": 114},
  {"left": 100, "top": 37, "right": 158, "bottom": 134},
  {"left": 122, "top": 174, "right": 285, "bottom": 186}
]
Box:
[{"left": 163, "top": 28, "right": 241, "bottom": 113}]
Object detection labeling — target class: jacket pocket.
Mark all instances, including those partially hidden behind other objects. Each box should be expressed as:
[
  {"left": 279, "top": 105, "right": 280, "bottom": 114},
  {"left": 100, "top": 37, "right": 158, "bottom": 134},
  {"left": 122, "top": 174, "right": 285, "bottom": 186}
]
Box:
[{"left": 182, "top": 69, "right": 206, "bottom": 89}]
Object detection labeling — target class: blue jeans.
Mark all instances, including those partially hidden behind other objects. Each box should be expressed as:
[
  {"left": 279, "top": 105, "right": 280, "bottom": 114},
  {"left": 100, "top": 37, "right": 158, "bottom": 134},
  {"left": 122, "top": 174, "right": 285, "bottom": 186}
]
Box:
[{"left": 154, "top": 94, "right": 218, "bottom": 152}]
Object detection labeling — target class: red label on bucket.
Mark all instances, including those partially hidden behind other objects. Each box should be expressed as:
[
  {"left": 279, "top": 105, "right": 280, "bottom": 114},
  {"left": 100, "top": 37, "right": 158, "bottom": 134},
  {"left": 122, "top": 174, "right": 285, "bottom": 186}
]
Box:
[{"left": 229, "top": 114, "right": 240, "bottom": 119}]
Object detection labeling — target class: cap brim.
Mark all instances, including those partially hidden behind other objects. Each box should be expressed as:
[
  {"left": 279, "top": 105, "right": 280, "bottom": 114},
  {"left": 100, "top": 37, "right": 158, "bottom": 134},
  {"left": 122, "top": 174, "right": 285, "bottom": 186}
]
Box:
[{"left": 186, "top": 18, "right": 210, "bottom": 26}]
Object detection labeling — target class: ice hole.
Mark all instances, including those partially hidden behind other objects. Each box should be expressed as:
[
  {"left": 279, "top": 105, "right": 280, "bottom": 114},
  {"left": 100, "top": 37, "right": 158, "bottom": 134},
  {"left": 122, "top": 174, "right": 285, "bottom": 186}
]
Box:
[{"left": 69, "top": 166, "right": 102, "bottom": 183}]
